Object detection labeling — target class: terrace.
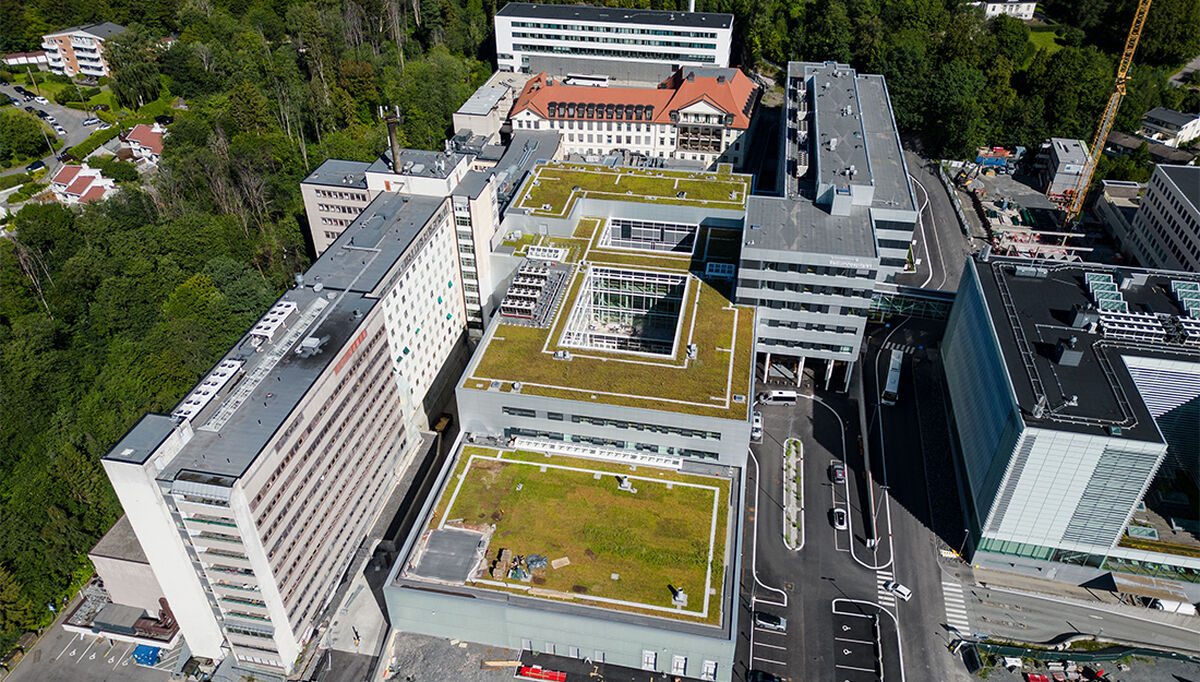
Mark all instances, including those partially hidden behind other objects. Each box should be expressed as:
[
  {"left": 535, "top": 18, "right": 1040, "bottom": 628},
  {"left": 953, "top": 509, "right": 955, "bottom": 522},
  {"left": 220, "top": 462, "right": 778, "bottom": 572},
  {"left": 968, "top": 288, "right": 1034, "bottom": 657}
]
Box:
[
  {"left": 513, "top": 162, "right": 751, "bottom": 218},
  {"left": 406, "top": 446, "right": 732, "bottom": 625}
]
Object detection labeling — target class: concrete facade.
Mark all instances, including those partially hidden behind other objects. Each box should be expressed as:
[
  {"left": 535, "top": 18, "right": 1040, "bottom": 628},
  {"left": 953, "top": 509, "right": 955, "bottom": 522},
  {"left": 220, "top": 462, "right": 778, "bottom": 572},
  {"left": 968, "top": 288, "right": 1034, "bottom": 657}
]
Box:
[
  {"left": 41, "top": 22, "right": 123, "bottom": 77},
  {"left": 1127, "top": 165, "right": 1200, "bottom": 272},
  {"left": 969, "top": 0, "right": 1036, "bottom": 20},
  {"left": 89, "top": 516, "right": 168, "bottom": 616}
]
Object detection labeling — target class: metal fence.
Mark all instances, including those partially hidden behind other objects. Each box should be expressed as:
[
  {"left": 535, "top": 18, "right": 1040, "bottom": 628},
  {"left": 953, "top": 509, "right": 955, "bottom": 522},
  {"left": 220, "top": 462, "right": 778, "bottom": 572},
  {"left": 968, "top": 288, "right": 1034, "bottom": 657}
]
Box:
[
  {"left": 972, "top": 641, "right": 1200, "bottom": 665},
  {"left": 937, "top": 162, "right": 971, "bottom": 237}
]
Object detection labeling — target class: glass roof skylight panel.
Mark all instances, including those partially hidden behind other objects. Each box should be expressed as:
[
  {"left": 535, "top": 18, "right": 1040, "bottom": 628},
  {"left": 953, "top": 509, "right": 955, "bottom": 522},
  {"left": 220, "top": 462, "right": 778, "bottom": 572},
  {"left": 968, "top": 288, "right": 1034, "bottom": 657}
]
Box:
[
  {"left": 1086, "top": 272, "right": 1115, "bottom": 285},
  {"left": 1097, "top": 298, "right": 1128, "bottom": 313}
]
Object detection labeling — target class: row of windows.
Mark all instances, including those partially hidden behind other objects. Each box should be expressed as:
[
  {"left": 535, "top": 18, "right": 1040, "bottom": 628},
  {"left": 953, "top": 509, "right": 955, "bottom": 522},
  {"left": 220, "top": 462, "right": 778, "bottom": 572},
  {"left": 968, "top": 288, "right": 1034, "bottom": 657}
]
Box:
[
  {"left": 507, "top": 428, "right": 720, "bottom": 460},
  {"left": 512, "top": 43, "right": 716, "bottom": 64},
  {"left": 509, "top": 20, "right": 721, "bottom": 39},
  {"left": 742, "top": 261, "right": 875, "bottom": 278},
  {"left": 318, "top": 203, "right": 360, "bottom": 214},
  {"left": 759, "top": 337, "right": 854, "bottom": 354},
  {"left": 312, "top": 189, "right": 367, "bottom": 201},
  {"left": 501, "top": 407, "right": 722, "bottom": 440},
  {"left": 320, "top": 217, "right": 352, "bottom": 227},
  {"left": 764, "top": 319, "right": 858, "bottom": 334},
  {"left": 744, "top": 279, "right": 874, "bottom": 298},
  {"left": 512, "top": 30, "right": 716, "bottom": 51}
]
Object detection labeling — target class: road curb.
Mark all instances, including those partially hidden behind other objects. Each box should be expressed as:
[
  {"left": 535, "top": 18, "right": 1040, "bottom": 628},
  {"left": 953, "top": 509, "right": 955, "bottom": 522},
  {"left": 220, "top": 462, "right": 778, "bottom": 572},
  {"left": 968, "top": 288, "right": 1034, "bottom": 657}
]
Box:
[{"left": 782, "top": 437, "right": 804, "bottom": 551}]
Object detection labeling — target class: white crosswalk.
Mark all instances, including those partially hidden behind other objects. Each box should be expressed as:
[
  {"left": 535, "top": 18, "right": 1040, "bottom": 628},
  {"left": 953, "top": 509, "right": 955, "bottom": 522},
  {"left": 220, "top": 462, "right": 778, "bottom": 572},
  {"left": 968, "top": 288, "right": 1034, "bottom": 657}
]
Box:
[
  {"left": 941, "top": 579, "right": 971, "bottom": 634},
  {"left": 876, "top": 569, "right": 896, "bottom": 607},
  {"left": 882, "top": 341, "right": 920, "bottom": 354}
]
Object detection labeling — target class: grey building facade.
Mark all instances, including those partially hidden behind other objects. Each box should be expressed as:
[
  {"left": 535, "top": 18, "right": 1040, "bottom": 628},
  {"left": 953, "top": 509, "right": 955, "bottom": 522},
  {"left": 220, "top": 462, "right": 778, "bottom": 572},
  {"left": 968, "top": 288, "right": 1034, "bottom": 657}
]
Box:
[
  {"left": 736, "top": 62, "right": 917, "bottom": 387},
  {"left": 943, "top": 256, "right": 1200, "bottom": 592},
  {"left": 1127, "top": 165, "right": 1199, "bottom": 272}
]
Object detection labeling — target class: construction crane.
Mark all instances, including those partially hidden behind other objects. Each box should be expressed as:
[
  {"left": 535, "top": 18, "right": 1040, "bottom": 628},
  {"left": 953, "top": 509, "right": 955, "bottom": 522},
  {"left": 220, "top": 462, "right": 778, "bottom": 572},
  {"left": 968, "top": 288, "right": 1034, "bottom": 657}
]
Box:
[{"left": 1062, "top": 0, "right": 1153, "bottom": 225}]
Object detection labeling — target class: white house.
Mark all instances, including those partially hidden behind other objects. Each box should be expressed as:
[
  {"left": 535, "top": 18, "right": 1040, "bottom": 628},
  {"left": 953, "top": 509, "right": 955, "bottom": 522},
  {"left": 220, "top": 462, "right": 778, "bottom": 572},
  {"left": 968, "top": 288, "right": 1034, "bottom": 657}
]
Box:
[
  {"left": 1139, "top": 108, "right": 1200, "bottom": 148},
  {"left": 969, "top": 1, "right": 1036, "bottom": 20},
  {"left": 123, "top": 123, "right": 165, "bottom": 164},
  {"left": 50, "top": 164, "right": 117, "bottom": 205}
]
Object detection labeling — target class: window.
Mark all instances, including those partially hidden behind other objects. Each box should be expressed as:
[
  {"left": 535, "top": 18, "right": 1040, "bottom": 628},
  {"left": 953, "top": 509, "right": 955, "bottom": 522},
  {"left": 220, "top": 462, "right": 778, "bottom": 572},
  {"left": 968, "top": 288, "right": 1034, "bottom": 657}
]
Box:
[
  {"left": 671, "top": 656, "right": 687, "bottom": 675},
  {"left": 641, "top": 651, "right": 657, "bottom": 671}
]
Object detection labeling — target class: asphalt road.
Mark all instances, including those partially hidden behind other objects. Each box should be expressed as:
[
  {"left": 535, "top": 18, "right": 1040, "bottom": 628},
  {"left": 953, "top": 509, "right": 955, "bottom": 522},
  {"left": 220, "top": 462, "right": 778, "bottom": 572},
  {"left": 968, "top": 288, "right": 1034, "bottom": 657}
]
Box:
[
  {"left": 894, "top": 151, "right": 973, "bottom": 294},
  {"left": 0, "top": 81, "right": 97, "bottom": 178},
  {"left": 737, "top": 375, "right": 905, "bottom": 682}
]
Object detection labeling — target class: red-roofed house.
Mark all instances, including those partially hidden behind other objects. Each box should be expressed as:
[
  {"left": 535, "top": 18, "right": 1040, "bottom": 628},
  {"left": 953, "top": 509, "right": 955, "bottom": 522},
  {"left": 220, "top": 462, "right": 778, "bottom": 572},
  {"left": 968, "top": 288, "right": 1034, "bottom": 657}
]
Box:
[
  {"left": 50, "top": 164, "right": 116, "bottom": 205},
  {"left": 123, "top": 123, "right": 165, "bottom": 164},
  {"left": 509, "top": 67, "right": 761, "bottom": 168}
]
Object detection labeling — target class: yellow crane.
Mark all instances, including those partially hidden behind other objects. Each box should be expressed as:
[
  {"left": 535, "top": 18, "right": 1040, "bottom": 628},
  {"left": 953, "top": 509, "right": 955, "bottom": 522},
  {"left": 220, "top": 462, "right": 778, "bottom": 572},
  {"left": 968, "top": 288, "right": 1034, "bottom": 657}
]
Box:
[{"left": 1063, "top": 0, "right": 1153, "bottom": 224}]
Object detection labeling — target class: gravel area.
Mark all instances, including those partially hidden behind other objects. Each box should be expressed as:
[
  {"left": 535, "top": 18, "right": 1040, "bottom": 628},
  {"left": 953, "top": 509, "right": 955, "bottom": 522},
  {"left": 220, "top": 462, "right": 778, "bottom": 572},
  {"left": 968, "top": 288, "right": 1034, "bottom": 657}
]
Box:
[
  {"left": 986, "top": 657, "right": 1200, "bottom": 682},
  {"left": 384, "top": 632, "right": 518, "bottom": 682}
]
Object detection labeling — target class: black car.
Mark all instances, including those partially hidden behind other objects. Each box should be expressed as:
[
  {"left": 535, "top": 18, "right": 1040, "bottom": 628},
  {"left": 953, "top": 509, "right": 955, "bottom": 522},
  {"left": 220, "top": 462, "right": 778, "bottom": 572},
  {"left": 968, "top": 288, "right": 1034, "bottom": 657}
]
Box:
[
  {"left": 92, "top": 103, "right": 110, "bottom": 111},
  {"left": 747, "top": 671, "right": 783, "bottom": 682},
  {"left": 154, "top": 114, "right": 174, "bottom": 126},
  {"left": 56, "top": 152, "right": 76, "bottom": 162},
  {"left": 24, "top": 105, "right": 34, "bottom": 112},
  {"left": 35, "top": 110, "right": 48, "bottom": 118},
  {"left": 25, "top": 160, "right": 45, "bottom": 172}
]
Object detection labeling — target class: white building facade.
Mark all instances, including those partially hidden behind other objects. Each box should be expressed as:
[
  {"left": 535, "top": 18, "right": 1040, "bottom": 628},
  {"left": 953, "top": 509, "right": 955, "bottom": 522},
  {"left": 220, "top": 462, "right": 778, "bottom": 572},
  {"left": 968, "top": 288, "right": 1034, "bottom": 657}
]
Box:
[
  {"left": 41, "top": 22, "right": 124, "bottom": 77},
  {"left": 495, "top": 2, "right": 733, "bottom": 73},
  {"left": 969, "top": 1, "right": 1036, "bottom": 20}
]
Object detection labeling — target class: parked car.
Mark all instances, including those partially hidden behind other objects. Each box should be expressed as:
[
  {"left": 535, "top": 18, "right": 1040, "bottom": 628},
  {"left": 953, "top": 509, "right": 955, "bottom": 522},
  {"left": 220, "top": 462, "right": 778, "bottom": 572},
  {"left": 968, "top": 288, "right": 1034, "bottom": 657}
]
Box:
[
  {"left": 97, "top": 122, "right": 112, "bottom": 130},
  {"left": 33, "top": 96, "right": 49, "bottom": 105},
  {"left": 154, "top": 114, "right": 174, "bottom": 126},
  {"left": 82, "top": 117, "right": 100, "bottom": 126},
  {"left": 23, "top": 105, "right": 34, "bottom": 113},
  {"left": 747, "top": 671, "right": 783, "bottom": 682},
  {"left": 883, "top": 580, "right": 912, "bottom": 602},
  {"left": 56, "top": 152, "right": 76, "bottom": 162},
  {"left": 753, "top": 611, "right": 787, "bottom": 633},
  {"left": 751, "top": 411, "right": 763, "bottom": 440},
  {"left": 44, "top": 114, "right": 56, "bottom": 123},
  {"left": 54, "top": 126, "right": 67, "bottom": 136},
  {"left": 25, "top": 160, "right": 45, "bottom": 172},
  {"left": 830, "top": 461, "right": 845, "bottom": 484},
  {"left": 7, "top": 97, "right": 19, "bottom": 107},
  {"left": 35, "top": 109, "right": 48, "bottom": 118},
  {"left": 832, "top": 507, "right": 848, "bottom": 530},
  {"left": 91, "top": 103, "right": 110, "bottom": 111}
]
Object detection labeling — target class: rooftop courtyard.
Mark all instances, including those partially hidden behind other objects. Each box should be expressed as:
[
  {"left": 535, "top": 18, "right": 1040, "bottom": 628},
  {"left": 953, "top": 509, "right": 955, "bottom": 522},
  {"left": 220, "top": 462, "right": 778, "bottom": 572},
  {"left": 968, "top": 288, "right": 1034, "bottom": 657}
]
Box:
[
  {"left": 405, "top": 446, "right": 732, "bottom": 625},
  {"left": 514, "top": 162, "right": 751, "bottom": 218},
  {"left": 464, "top": 217, "right": 753, "bottom": 419}
]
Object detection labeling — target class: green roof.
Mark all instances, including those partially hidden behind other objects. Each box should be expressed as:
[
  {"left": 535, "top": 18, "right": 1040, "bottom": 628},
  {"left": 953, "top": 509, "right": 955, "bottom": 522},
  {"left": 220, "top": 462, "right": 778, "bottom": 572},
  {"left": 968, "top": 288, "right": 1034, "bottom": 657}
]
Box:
[
  {"left": 514, "top": 162, "right": 751, "bottom": 217},
  {"left": 424, "top": 446, "right": 731, "bottom": 625}
]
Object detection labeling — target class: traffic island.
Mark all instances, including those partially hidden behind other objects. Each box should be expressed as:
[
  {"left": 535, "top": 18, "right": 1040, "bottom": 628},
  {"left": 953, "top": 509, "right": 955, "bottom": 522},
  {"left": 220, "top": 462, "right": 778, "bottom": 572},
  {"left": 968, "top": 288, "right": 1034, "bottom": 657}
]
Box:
[{"left": 783, "top": 438, "right": 803, "bottom": 550}]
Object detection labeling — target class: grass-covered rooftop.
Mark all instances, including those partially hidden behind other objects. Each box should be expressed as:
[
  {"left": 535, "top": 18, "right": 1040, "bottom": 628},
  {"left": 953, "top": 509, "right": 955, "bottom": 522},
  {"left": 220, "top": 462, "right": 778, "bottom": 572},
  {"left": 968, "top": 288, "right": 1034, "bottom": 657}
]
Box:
[
  {"left": 422, "top": 446, "right": 731, "bottom": 625},
  {"left": 514, "top": 162, "right": 751, "bottom": 217},
  {"left": 464, "top": 254, "right": 753, "bottom": 418}
]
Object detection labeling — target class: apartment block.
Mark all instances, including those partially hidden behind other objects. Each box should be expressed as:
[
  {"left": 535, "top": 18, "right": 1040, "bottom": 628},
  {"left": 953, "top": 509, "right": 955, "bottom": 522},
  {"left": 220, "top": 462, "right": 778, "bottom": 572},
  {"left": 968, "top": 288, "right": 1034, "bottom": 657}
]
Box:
[
  {"left": 495, "top": 2, "right": 733, "bottom": 74},
  {"left": 300, "top": 160, "right": 377, "bottom": 255},
  {"left": 943, "top": 255, "right": 1200, "bottom": 593},
  {"left": 1126, "top": 165, "right": 1199, "bottom": 272},
  {"left": 509, "top": 67, "right": 761, "bottom": 168},
  {"left": 41, "top": 22, "right": 124, "bottom": 77},
  {"left": 102, "top": 193, "right": 468, "bottom": 676},
  {"left": 737, "top": 61, "right": 917, "bottom": 387}
]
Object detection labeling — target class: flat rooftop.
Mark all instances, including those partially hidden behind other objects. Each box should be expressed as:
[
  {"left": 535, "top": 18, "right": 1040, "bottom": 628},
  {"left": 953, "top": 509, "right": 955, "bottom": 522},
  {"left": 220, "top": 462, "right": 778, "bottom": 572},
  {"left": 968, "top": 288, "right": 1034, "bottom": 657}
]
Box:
[
  {"left": 301, "top": 158, "right": 370, "bottom": 189},
  {"left": 458, "top": 85, "right": 508, "bottom": 116},
  {"left": 464, "top": 217, "right": 753, "bottom": 419},
  {"left": 104, "top": 194, "right": 446, "bottom": 480},
  {"left": 1159, "top": 164, "right": 1199, "bottom": 209},
  {"left": 496, "top": 2, "right": 733, "bottom": 30},
  {"left": 744, "top": 195, "right": 878, "bottom": 258},
  {"left": 512, "top": 161, "right": 750, "bottom": 218},
  {"left": 368, "top": 148, "right": 467, "bottom": 179},
  {"left": 972, "top": 256, "right": 1200, "bottom": 442},
  {"left": 396, "top": 444, "right": 734, "bottom": 628}
]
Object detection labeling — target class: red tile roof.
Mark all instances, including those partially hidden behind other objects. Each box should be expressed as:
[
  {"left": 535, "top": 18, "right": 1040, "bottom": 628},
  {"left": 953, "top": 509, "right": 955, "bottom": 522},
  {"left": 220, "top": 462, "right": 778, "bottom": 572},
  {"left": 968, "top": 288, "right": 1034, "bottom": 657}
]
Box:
[
  {"left": 79, "top": 185, "right": 108, "bottom": 203},
  {"left": 52, "top": 165, "right": 82, "bottom": 186},
  {"left": 511, "top": 68, "right": 760, "bottom": 129},
  {"left": 66, "top": 175, "right": 94, "bottom": 195},
  {"left": 127, "top": 124, "right": 164, "bottom": 155}
]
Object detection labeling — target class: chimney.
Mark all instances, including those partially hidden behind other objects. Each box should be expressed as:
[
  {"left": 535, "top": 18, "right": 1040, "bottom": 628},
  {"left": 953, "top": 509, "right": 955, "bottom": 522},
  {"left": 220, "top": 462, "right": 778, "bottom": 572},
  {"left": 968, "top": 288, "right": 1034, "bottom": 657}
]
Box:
[
  {"left": 688, "top": 0, "right": 695, "bottom": 11},
  {"left": 383, "top": 105, "right": 403, "bottom": 175}
]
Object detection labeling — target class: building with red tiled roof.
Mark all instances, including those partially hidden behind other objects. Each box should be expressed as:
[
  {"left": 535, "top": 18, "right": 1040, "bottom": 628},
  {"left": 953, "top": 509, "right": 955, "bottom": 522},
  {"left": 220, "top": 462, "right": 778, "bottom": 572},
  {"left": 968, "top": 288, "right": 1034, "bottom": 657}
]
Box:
[
  {"left": 124, "top": 123, "right": 165, "bottom": 163},
  {"left": 49, "top": 164, "right": 117, "bottom": 205},
  {"left": 509, "top": 67, "right": 761, "bottom": 168}
]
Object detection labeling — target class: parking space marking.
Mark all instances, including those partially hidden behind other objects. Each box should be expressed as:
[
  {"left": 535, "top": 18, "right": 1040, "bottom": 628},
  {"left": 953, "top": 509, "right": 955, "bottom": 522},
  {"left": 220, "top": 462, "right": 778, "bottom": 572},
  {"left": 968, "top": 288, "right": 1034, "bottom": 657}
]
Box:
[
  {"left": 752, "top": 656, "right": 787, "bottom": 666},
  {"left": 753, "top": 626, "right": 788, "bottom": 635},
  {"left": 835, "top": 663, "right": 877, "bottom": 673},
  {"left": 113, "top": 642, "right": 134, "bottom": 669},
  {"left": 834, "top": 636, "right": 874, "bottom": 645},
  {"left": 76, "top": 636, "right": 98, "bottom": 663},
  {"left": 755, "top": 641, "right": 787, "bottom": 650}
]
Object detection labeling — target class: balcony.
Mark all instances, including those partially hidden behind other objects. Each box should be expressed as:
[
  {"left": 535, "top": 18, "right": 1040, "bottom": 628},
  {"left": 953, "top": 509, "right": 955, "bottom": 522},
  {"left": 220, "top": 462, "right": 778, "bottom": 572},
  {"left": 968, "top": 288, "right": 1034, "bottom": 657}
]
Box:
[
  {"left": 184, "top": 514, "right": 238, "bottom": 529},
  {"left": 200, "top": 548, "right": 253, "bottom": 570}
]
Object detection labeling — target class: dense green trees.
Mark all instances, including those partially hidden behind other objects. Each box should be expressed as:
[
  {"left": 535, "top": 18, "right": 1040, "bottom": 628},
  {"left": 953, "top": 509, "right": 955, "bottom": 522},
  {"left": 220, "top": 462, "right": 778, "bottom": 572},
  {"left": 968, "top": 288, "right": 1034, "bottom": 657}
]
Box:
[{"left": 0, "top": 110, "right": 51, "bottom": 164}]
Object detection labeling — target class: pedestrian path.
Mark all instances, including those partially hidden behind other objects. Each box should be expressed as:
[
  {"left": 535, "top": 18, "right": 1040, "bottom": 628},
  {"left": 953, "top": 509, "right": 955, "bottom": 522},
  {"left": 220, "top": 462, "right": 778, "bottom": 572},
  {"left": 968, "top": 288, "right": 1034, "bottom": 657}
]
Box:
[
  {"left": 876, "top": 569, "right": 896, "bottom": 607},
  {"left": 941, "top": 578, "right": 971, "bottom": 635}
]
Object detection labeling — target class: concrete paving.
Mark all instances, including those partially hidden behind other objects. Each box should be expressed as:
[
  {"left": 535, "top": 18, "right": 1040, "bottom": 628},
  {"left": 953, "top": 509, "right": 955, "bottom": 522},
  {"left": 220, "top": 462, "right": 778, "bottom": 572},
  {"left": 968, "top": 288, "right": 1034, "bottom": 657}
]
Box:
[
  {"left": 0, "top": 82, "right": 96, "bottom": 179},
  {"left": 894, "top": 151, "right": 974, "bottom": 293}
]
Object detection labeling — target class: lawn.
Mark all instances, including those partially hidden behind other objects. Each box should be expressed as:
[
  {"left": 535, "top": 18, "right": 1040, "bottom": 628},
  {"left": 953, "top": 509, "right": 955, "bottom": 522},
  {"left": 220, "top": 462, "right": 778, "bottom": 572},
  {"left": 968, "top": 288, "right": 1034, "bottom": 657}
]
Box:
[
  {"left": 433, "top": 447, "right": 729, "bottom": 624},
  {"left": 467, "top": 270, "right": 753, "bottom": 418},
  {"left": 1029, "top": 28, "right": 1063, "bottom": 55},
  {"left": 516, "top": 163, "right": 750, "bottom": 217}
]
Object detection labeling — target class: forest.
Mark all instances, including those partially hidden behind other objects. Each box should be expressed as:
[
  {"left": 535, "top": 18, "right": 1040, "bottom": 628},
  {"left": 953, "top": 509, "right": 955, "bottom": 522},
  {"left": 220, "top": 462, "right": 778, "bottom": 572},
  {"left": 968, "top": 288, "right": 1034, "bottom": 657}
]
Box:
[{"left": 0, "top": 0, "right": 1198, "bottom": 655}]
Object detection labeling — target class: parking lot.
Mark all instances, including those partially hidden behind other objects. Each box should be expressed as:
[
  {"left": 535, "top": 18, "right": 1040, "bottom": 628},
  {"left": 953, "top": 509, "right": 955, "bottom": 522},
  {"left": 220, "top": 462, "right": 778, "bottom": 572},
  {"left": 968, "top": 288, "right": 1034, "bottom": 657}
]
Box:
[
  {"left": 1, "top": 80, "right": 98, "bottom": 175},
  {"left": 832, "top": 600, "right": 890, "bottom": 682},
  {"left": 7, "top": 629, "right": 177, "bottom": 682}
]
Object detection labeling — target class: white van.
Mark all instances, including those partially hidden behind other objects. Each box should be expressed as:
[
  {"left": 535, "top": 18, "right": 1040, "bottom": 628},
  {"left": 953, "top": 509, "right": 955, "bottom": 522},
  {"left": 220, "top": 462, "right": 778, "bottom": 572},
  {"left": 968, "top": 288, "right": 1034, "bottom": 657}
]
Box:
[{"left": 758, "top": 389, "right": 798, "bottom": 405}]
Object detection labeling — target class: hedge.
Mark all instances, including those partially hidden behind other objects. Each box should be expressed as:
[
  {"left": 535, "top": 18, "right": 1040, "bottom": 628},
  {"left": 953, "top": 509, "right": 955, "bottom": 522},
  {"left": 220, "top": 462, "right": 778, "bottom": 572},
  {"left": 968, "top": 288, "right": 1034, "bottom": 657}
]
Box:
[
  {"left": 68, "top": 126, "right": 122, "bottom": 159},
  {"left": 0, "top": 173, "right": 32, "bottom": 190}
]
